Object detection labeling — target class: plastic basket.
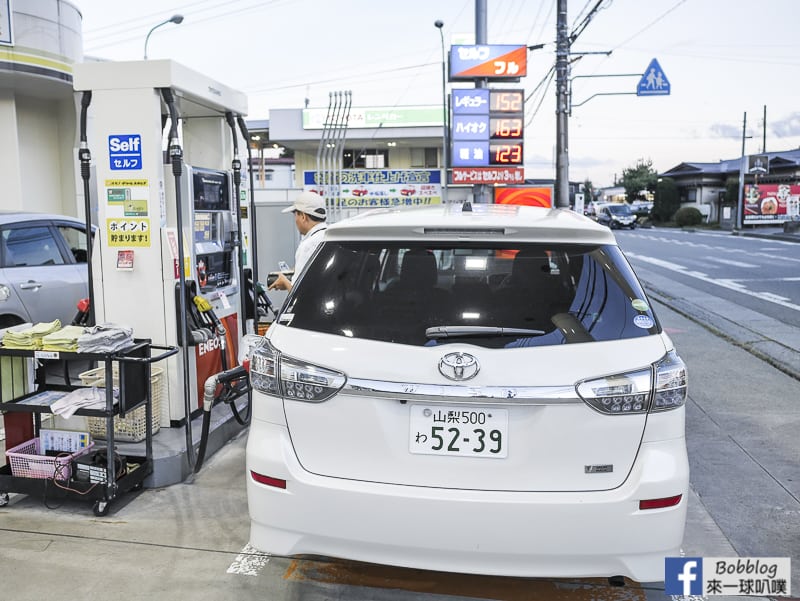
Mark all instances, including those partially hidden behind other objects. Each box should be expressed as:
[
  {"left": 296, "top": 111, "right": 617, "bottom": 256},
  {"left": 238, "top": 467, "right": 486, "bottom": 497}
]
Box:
[
  {"left": 79, "top": 366, "right": 163, "bottom": 442},
  {"left": 6, "top": 437, "right": 94, "bottom": 480}
]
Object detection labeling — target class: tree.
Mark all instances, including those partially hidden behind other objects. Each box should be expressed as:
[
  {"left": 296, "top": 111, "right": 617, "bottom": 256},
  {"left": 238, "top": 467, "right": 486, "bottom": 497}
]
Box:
[
  {"left": 582, "top": 179, "right": 594, "bottom": 199},
  {"left": 654, "top": 177, "right": 680, "bottom": 222},
  {"left": 620, "top": 158, "right": 658, "bottom": 203},
  {"left": 724, "top": 176, "right": 739, "bottom": 205}
]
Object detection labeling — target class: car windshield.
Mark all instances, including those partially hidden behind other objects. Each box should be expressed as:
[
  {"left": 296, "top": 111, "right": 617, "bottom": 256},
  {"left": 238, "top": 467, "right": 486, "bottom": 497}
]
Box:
[
  {"left": 277, "top": 241, "right": 660, "bottom": 349},
  {"left": 607, "top": 204, "right": 632, "bottom": 215}
]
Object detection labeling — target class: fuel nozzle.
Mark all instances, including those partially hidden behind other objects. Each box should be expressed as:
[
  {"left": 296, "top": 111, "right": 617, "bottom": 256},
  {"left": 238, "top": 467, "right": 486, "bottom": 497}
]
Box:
[{"left": 193, "top": 295, "right": 225, "bottom": 335}]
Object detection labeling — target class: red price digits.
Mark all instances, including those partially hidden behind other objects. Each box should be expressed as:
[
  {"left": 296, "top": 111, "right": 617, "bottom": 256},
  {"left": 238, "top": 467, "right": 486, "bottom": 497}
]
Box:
[
  {"left": 491, "top": 118, "right": 523, "bottom": 139},
  {"left": 491, "top": 144, "right": 523, "bottom": 164},
  {"left": 490, "top": 91, "right": 523, "bottom": 112}
]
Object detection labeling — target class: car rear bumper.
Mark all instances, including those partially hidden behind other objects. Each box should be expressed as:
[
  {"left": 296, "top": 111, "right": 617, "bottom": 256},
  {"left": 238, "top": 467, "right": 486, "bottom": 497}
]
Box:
[{"left": 246, "top": 419, "right": 688, "bottom": 582}]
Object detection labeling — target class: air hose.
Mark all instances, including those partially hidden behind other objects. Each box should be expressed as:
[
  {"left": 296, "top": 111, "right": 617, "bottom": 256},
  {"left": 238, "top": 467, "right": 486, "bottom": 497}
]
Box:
[
  {"left": 236, "top": 115, "right": 260, "bottom": 305},
  {"left": 160, "top": 87, "right": 197, "bottom": 471},
  {"left": 78, "top": 91, "right": 96, "bottom": 326},
  {"left": 193, "top": 363, "right": 249, "bottom": 473}
]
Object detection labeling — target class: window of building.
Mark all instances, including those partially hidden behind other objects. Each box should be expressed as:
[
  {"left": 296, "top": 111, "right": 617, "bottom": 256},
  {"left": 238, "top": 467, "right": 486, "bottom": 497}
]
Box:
[
  {"left": 424, "top": 147, "right": 438, "bottom": 168},
  {"left": 344, "top": 149, "right": 389, "bottom": 169}
]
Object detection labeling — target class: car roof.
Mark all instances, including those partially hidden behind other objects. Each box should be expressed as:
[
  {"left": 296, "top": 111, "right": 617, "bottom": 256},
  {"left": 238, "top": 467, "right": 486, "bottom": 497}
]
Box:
[
  {"left": 0, "top": 210, "right": 86, "bottom": 227},
  {"left": 326, "top": 203, "right": 616, "bottom": 245}
]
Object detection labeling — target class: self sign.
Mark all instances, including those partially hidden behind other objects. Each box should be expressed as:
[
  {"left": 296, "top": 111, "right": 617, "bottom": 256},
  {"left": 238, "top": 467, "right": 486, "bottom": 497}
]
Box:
[{"left": 108, "top": 134, "right": 142, "bottom": 171}]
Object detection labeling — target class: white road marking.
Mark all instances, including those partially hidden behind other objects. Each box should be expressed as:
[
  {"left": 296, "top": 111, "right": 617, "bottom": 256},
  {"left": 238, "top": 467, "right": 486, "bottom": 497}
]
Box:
[
  {"left": 227, "top": 543, "right": 271, "bottom": 576},
  {"left": 704, "top": 256, "right": 758, "bottom": 268},
  {"left": 626, "top": 252, "right": 800, "bottom": 312}
]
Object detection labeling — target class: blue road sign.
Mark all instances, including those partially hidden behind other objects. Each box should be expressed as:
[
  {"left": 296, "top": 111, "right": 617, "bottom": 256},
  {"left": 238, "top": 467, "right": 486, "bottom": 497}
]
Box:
[{"left": 637, "top": 58, "right": 670, "bottom": 96}]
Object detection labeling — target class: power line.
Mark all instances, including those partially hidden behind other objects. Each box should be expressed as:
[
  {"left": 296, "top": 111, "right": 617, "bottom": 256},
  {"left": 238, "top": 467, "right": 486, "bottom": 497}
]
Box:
[
  {"left": 525, "top": 67, "right": 556, "bottom": 128},
  {"left": 84, "top": 0, "right": 290, "bottom": 49},
  {"left": 610, "top": 0, "right": 688, "bottom": 51}
]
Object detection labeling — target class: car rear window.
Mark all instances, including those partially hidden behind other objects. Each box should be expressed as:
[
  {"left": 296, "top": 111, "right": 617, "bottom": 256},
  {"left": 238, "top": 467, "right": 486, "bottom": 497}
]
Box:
[{"left": 278, "top": 241, "right": 660, "bottom": 348}]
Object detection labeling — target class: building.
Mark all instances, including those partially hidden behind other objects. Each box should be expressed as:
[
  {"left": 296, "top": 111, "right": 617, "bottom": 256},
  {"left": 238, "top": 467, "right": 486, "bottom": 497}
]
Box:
[
  {"left": 0, "top": 0, "right": 82, "bottom": 214},
  {"left": 660, "top": 149, "right": 800, "bottom": 226}
]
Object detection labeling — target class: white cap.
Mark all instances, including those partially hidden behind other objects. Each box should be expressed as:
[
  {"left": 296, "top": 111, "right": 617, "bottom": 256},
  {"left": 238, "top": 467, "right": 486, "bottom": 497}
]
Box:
[{"left": 282, "top": 191, "right": 327, "bottom": 219}]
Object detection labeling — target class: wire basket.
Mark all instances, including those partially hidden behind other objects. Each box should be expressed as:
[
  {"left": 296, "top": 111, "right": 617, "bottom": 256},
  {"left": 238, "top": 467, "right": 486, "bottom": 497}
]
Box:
[
  {"left": 79, "top": 366, "right": 163, "bottom": 442},
  {"left": 6, "top": 437, "right": 94, "bottom": 480}
]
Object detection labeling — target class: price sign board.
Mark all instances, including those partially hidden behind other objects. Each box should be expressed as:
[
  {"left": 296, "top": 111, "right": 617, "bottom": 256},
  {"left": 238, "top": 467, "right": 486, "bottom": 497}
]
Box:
[
  {"left": 449, "top": 45, "right": 527, "bottom": 81},
  {"left": 451, "top": 89, "right": 524, "bottom": 170}
]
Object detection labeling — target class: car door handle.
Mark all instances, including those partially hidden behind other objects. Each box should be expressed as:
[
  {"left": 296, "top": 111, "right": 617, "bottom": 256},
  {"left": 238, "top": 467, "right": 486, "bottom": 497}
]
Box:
[{"left": 19, "top": 281, "right": 43, "bottom": 290}]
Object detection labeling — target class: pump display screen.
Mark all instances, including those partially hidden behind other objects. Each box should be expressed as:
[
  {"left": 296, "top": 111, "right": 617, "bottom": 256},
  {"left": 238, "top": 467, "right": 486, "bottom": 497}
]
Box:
[
  {"left": 192, "top": 169, "right": 230, "bottom": 211},
  {"left": 194, "top": 212, "right": 216, "bottom": 243}
]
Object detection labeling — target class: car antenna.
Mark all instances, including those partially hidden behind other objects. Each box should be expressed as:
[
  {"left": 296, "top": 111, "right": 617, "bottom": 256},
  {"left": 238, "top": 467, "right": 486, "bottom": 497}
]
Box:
[{"left": 462, "top": 200, "right": 472, "bottom": 212}]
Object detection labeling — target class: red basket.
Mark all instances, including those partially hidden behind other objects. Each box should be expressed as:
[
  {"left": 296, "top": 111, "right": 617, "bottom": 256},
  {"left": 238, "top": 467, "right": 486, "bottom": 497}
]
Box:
[{"left": 5, "top": 438, "right": 94, "bottom": 481}]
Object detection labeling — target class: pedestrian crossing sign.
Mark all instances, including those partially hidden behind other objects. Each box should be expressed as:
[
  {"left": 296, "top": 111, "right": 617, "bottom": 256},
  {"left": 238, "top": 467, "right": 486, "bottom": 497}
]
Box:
[{"left": 637, "top": 58, "right": 670, "bottom": 96}]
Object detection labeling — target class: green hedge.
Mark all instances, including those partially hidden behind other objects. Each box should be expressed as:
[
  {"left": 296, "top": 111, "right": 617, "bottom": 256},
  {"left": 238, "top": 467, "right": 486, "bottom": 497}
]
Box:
[{"left": 674, "top": 206, "right": 704, "bottom": 227}]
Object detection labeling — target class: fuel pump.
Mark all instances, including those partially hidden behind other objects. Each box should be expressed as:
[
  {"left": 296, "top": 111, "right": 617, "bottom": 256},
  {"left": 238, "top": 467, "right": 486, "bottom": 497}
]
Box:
[{"left": 72, "top": 59, "right": 253, "bottom": 482}]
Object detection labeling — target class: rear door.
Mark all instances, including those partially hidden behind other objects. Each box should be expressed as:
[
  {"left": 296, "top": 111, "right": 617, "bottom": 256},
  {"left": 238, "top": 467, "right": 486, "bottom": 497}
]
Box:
[{"left": 1, "top": 220, "right": 88, "bottom": 326}]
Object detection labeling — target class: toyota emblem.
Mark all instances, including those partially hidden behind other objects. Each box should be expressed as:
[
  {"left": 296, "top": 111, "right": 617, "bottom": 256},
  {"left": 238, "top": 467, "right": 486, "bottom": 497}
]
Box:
[{"left": 438, "top": 352, "right": 480, "bottom": 381}]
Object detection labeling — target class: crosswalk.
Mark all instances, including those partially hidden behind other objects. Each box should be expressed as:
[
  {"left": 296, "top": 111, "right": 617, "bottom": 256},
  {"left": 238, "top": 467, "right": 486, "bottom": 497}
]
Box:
[{"left": 625, "top": 251, "right": 800, "bottom": 312}]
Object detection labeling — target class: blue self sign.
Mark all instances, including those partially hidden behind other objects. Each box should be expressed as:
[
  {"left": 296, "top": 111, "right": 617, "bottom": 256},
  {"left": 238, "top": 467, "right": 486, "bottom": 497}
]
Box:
[{"left": 109, "top": 134, "right": 142, "bottom": 170}]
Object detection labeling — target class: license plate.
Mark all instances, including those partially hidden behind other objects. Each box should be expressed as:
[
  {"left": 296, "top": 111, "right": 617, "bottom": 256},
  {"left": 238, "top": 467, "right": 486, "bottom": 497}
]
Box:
[{"left": 409, "top": 405, "right": 508, "bottom": 458}]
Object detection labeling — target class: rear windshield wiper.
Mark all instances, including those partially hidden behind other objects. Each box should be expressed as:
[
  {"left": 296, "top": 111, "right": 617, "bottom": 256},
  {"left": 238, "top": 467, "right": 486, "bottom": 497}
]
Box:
[{"left": 425, "top": 325, "right": 545, "bottom": 339}]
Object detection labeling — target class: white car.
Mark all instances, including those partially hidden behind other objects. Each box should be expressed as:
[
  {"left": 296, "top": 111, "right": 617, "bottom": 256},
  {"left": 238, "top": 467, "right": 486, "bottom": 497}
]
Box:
[{"left": 247, "top": 203, "right": 689, "bottom": 583}]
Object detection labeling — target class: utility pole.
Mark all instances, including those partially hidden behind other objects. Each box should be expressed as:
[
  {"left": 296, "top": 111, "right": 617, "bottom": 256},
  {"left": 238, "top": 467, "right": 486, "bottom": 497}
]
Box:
[
  {"left": 555, "top": 0, "right": 570, "bottom": 207},
  {"left": 736, "top": 111, "right": 747, "bottom": 231},
  {"left": 473, "top": 0, "right": 490, "bottom": 203}
]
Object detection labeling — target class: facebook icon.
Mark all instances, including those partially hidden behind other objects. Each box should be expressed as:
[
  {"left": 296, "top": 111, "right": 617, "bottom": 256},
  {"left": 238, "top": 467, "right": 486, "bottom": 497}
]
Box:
[{"left": 665, "top": 557, "right": 703, "bottom": 595}]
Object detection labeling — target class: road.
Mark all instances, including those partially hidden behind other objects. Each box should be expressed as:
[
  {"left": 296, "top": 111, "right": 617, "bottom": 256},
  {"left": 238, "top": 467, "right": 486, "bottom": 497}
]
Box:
[
  {"left": 1, "top": 227, "right": 797, "bottom": 601},
  {"left": 617, "top": 228, "right": 800, "bottom": 329},
  {"left": 617, "top": 227, "right": 800, "bottom": 381}
]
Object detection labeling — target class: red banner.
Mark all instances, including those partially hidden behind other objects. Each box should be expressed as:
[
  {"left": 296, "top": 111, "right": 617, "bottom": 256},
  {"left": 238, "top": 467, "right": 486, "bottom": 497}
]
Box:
[{"left": 451, "top": 167, "right": 525, "bottom": 184}]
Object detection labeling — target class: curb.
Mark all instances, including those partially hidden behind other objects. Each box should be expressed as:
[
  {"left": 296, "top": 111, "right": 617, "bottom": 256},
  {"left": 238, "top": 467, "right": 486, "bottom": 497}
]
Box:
[{"left": 643, "top": 284, "right": 800, "bottom": 383}]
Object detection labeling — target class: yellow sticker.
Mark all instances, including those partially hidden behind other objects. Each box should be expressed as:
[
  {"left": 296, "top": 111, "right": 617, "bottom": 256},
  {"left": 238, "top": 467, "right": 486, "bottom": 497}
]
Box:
[{"left": 106, "top": 218, "right": 151, "bottom": 247}]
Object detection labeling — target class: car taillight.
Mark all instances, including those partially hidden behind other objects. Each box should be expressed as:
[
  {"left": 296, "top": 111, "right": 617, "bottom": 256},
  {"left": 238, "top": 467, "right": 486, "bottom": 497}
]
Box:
[
  {"left": 651, "top": 350, "right": 687, "bottom": 412},
  {"left": 577, "top": 368, "right": 652, "bottom": 415},
  {"left": 576, "top": 350, "right": 687, "bottom": 415},
  {"left": 250, "top": 338, "right": 346, "bottom": 403}
]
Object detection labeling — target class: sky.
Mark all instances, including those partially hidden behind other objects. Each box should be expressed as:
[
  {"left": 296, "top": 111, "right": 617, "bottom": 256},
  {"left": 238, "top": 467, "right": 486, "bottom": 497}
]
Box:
[{"left": 71, "top": 0, "right": 800, "bottom": 187}]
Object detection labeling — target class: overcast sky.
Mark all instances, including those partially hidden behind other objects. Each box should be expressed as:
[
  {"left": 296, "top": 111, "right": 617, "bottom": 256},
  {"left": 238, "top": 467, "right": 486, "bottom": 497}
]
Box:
[{"left": 71, "top": 0, "right": 800, "bottom": 187}]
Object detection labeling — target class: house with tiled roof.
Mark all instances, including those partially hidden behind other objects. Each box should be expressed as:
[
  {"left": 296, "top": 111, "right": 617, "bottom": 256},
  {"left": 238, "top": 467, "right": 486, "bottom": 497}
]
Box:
[{"left": 660, "top": 149, "right": 800, "bottom": 225}]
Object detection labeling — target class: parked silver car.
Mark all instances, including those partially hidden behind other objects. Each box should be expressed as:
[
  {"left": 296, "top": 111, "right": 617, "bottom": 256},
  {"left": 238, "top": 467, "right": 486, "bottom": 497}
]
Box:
[
  {"left": 0, "top": 211, "right": 90, "bottom": 329},
  {"left": 596, "top": 203, "right": 638, "bottom": 229}
]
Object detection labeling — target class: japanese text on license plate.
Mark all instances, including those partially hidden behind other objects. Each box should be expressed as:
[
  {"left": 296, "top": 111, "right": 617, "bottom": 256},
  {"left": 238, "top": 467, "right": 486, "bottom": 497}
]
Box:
[{"left": 409, "top": 405, "right": 508, "bottom": 458}]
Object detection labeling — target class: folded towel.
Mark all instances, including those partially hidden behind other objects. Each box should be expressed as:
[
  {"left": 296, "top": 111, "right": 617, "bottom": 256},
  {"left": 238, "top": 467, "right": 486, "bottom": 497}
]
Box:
[
  {"left": 78, "top": 323, "right": 134, "bottom": 353},
  {"left": 41, "top": 325, "right": 86, "bottom": 352},
  {"left": 2, "top": 319, "right": 62, "bottom": 349}
]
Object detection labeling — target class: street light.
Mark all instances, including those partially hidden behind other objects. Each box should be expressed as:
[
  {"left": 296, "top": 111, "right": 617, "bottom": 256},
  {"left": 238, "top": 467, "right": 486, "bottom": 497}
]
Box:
[
  {"left": 144, "top": 14, "right": 184, "bottom": 60},
  {"left": 434, "top": 19, "right": 448, "bottom": 203}
]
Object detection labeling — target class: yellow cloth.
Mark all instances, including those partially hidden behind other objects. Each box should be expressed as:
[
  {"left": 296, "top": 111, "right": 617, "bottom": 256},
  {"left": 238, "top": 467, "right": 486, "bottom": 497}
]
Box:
[
  {"left": 40, "top": 325, "right": 85, "bottom": 352},
  {"left": 2, "top": 319, "right": 61, "bottom": 349}
]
